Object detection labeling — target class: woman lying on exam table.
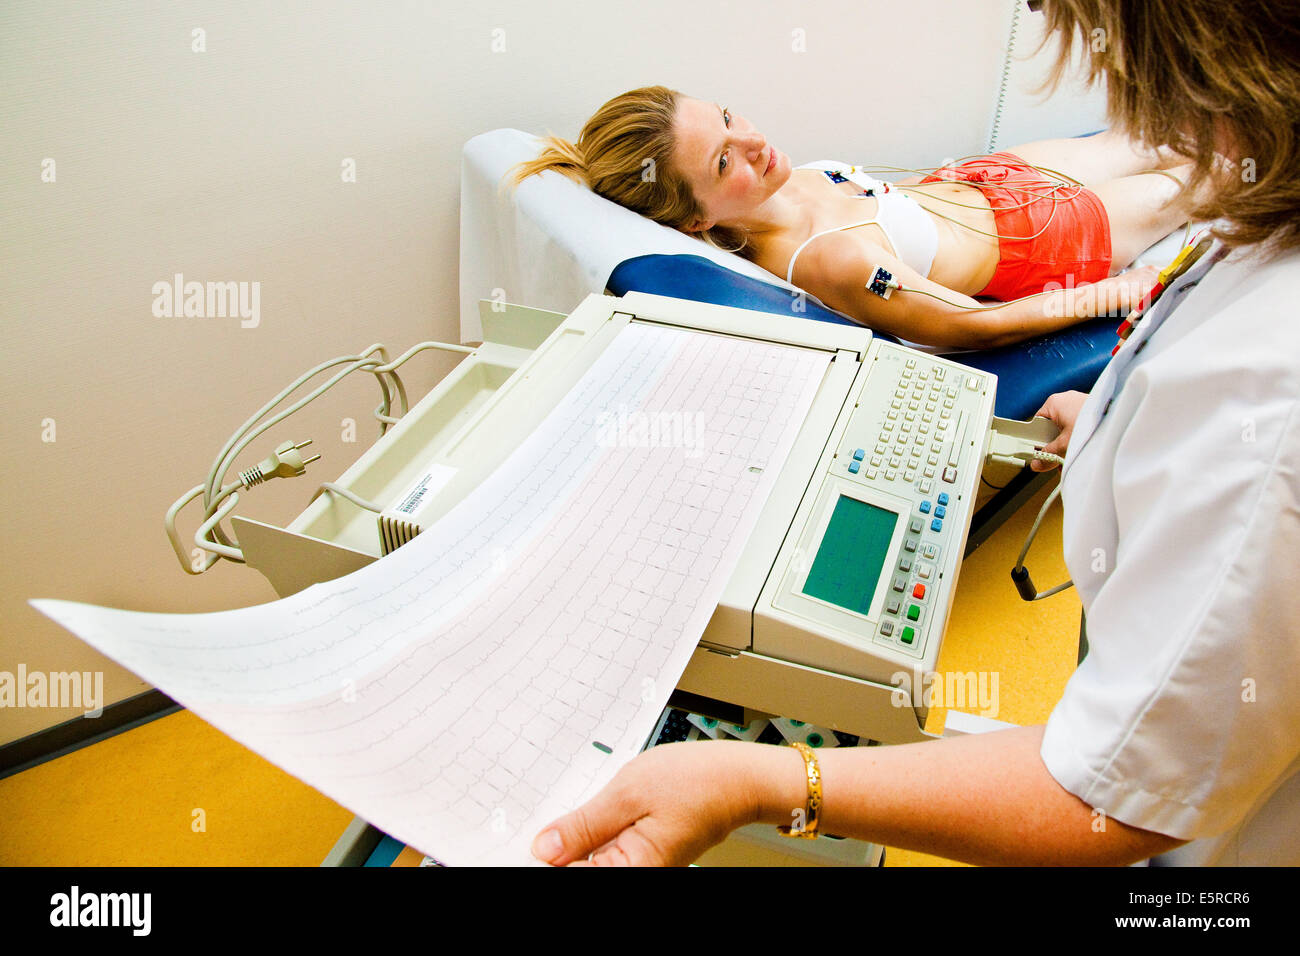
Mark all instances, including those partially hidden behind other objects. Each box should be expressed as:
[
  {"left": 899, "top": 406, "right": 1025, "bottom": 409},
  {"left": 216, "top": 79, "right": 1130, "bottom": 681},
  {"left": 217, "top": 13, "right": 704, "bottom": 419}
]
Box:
[
  {"left": 511, "top": 86, "right": 1204, "bottom": 349},
  {"left": 531, "top": 0, "right": 1300, "bottom": 866}
]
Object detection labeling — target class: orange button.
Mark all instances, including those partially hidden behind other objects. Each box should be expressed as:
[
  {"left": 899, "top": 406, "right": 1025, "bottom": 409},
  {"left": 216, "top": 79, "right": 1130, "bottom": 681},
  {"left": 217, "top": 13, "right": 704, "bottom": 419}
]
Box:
[{"left": 912, "top": 583, "right": 926, "bottom": 599}]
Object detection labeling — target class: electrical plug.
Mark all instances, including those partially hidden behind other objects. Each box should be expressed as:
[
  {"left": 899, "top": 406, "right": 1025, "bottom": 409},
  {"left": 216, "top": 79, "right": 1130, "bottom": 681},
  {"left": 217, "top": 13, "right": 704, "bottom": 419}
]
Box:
[{"left": 239, "top": 439, "right": 320, "bottom": 488}]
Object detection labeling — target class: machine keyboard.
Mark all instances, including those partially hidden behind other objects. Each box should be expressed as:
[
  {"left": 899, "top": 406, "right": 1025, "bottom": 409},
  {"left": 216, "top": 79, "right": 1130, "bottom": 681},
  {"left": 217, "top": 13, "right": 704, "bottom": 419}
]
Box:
[{"left": 838, "top": 350, "right": 987, "bottom": 656}]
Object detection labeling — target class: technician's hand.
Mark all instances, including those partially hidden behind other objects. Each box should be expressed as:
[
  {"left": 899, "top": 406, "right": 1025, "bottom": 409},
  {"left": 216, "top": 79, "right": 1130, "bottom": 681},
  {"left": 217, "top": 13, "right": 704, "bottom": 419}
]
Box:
[
  {"left": 1029, "top": 390, "right": 1089, "bottom": 471},
  {"left": 531, "top": 740, "right": 784, "bottom": 866}
]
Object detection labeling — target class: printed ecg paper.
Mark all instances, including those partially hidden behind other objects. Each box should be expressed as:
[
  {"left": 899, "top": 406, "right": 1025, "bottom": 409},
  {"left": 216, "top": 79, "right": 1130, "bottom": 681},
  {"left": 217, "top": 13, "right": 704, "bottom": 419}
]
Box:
[{"left": 32, "top": 322, "right": 831, "bottom": 865}]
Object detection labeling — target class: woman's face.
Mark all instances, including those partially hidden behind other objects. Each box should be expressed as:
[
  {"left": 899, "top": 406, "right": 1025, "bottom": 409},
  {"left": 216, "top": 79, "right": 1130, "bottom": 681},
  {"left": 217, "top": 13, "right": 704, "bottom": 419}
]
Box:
[{"left": 672, "top": 96, "right": 790, "bottom": 232}]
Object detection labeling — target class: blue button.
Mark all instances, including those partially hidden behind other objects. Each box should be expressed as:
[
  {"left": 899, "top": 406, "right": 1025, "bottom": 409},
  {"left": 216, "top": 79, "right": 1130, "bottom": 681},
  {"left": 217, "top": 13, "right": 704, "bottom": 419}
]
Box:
[
  {"left": 931, "top": 518, "right": 943, "bottom": 532},
  {"left": 935, "top": 505, "right": 946, "bottom": 519},
  {"left": 919, "top": 500, "right": 931, "bottom": 514},
  {"left": 853, "top": 448, "right": 865, "bottom": 461},
  {"left": 849, "top": 461, "right": 860, "bottom": 474},
  {"left": 938, "top": 492, "right": 949, "bottom": 506}
]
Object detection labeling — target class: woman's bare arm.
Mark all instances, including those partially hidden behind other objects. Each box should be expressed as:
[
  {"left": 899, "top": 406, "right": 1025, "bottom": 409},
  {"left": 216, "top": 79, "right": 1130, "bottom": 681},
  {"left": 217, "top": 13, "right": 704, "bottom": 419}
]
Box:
[{"left": 792, "top": 232, "right": 1155, "bottom": 349}]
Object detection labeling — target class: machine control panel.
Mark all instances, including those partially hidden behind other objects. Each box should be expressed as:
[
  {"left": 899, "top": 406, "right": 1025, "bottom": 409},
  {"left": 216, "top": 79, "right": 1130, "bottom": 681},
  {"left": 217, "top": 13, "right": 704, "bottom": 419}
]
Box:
[{"left": 766, "top": 340, "right": 994, "bottom": 673}]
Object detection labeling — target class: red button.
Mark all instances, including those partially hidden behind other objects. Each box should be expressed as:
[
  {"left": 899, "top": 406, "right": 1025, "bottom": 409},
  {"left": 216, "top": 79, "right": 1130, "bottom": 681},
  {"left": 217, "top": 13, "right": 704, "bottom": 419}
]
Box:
[{"left": 912, "top": 583, "right": 926, "bottom": 599}]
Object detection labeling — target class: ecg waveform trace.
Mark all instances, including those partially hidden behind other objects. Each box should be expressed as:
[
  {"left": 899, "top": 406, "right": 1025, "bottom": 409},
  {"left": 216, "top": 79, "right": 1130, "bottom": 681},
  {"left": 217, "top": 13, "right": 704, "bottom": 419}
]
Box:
[{"left": 32, "top": 321, "right": 832, "bottom": 865}]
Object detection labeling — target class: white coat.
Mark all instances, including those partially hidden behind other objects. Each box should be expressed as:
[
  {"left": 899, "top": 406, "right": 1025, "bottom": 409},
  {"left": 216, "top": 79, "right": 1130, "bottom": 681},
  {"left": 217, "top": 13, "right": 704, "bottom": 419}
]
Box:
[{"left": 1039, "top": 236, "right": 1300, "bottom": 865}]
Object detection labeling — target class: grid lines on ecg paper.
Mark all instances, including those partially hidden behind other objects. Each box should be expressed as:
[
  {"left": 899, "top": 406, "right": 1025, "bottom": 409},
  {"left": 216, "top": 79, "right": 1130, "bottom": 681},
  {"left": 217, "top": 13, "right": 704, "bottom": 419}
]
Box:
[
  {"left": 289, "top": 326, "right": 811, "bottom": 861},
  {"left": 335, "top": 326, "right": 827, "bottom": 861},
  {"left": 49, "top": 322, "right": 830, "bottom": 865}
]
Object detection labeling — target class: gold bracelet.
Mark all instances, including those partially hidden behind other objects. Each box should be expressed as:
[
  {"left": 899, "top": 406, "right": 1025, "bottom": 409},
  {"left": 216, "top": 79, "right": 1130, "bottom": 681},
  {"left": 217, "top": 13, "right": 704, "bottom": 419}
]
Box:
[{"left": 776, "top": 741, "right": 822, "bottom": 839}]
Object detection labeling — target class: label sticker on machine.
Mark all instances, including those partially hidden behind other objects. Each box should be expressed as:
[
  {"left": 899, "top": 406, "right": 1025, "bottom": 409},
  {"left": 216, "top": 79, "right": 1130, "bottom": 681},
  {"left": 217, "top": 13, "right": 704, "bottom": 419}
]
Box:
[{"left": 393, "top": 464, "right": 458, "bottom": 515}]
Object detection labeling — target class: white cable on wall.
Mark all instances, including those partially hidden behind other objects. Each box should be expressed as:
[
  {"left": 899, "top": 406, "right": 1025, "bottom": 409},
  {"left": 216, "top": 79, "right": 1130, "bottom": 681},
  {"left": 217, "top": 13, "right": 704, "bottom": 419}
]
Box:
[{"left": 987, "top": 0, "right": 1023, "bottom": 153}]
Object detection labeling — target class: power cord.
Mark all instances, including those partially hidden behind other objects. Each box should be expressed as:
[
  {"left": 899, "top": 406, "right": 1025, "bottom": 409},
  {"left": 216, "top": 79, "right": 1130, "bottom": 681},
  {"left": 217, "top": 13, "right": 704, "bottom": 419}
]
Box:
[
  {"left": 166, "top": 338, "right": 475, "bottom": 574},
  {"left": 239, "top": 439, "right": 319, "bottom": 486}
]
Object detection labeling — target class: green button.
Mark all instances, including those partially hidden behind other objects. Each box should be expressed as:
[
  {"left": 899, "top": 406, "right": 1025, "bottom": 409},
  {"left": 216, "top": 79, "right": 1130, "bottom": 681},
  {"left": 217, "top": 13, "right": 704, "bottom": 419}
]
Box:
[
  {"left": 901, "top": 626, "right": 915, "bottom": 645},
  {"left": 907, "top": 604, "right": 921, "bottom": 621}
]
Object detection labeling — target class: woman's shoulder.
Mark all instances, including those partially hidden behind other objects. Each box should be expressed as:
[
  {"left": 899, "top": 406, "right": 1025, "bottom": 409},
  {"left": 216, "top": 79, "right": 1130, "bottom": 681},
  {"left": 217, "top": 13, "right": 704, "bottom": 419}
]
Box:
[
  {"left": 794, "top": 159, "right": 853, "bottom": 172},
  {"left": 780, "top": 226, "right": 885, "bottom": 291}
]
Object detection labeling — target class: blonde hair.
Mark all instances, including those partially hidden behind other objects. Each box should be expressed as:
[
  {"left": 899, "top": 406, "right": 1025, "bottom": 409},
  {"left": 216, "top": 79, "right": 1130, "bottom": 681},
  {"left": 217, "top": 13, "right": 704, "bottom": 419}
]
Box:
[
  {"left": 509, "top": 86, "right": 752, "bottom": 257},
  {"left": 1038, "top": 0, "right": 1300, "bottom": 255}
]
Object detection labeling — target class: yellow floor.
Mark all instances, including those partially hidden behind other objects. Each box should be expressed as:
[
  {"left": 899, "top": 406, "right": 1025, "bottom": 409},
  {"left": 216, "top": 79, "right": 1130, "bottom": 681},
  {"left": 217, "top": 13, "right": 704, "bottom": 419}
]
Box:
[
  {"left": 0, "top": 481, "right": 1078, "bottom": 867},
  {"left": 887, "top": 478, "right": 1081, "bottom": 867}
]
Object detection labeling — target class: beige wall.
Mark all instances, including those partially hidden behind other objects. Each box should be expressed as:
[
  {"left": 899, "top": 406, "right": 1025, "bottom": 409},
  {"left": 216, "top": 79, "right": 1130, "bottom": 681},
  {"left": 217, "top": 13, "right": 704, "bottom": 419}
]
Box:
[{"left": 1, "top": 0, "right": 1084, "bottom": 745}]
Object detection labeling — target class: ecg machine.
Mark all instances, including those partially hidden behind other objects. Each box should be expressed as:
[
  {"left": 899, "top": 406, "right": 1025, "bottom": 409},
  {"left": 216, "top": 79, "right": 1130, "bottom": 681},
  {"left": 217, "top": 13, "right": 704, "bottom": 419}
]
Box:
[{"left": 231, "top": 291, "right": 999, "bottom": 751}]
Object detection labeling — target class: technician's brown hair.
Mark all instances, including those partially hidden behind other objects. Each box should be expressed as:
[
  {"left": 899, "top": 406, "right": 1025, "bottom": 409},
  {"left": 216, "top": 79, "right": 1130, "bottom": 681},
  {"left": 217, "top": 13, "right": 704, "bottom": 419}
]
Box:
[
  {"left": 508, "top": 86, "right": 751, "bottom": 257},
  {"left": 1038, "top": 0, "right": 1300, "bottom": 255}
]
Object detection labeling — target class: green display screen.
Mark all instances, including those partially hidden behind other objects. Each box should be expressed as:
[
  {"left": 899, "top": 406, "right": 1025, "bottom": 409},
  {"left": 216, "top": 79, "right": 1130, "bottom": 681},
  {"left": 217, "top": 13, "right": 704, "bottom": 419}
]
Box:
[{"left": 801, "top": 496, "right": 898, "bottom": 616}]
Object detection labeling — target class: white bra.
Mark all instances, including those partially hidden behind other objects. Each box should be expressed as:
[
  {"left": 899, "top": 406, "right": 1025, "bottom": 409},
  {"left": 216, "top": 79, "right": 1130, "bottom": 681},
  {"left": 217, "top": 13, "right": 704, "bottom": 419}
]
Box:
[{"left": 787, "top": 161, "right": 940, "bottom": 284}]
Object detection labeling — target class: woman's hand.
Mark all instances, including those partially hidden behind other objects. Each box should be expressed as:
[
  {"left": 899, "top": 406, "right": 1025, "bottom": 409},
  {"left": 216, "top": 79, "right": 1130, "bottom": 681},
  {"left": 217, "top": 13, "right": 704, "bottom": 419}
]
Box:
[
  {"left": 1064, "top": 264, "right": 1159, "bottom": 318},
  {"left": 1030, "top": 390, "right": 1090, "bottom": 471},
  {"left": 531, "top": 740, "right": 798, "bottom": 866}
]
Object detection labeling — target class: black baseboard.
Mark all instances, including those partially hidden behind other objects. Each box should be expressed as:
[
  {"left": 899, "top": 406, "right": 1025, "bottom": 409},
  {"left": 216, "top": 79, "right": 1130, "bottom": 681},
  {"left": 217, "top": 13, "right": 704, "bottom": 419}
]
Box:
[{"left": 0, "top": 689, "right": 181, "bottom": 780}]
